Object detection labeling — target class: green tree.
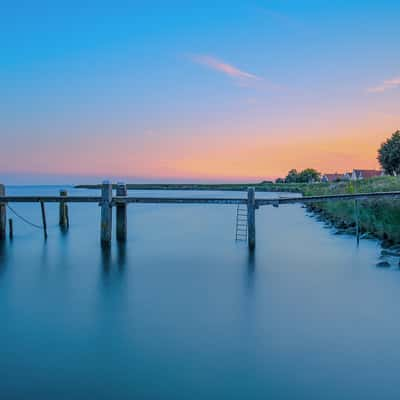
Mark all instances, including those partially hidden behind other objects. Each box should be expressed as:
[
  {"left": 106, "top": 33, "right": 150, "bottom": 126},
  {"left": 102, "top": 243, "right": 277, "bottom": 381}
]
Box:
[
  {"left": 285, "top": 169, "right": 299, "bottom": 183},
  {"left": 298, "top": 168, "right": 321, "bottom": 183},
  {"left": 378, "top": 131, "right": 400, "bottom": 175}
]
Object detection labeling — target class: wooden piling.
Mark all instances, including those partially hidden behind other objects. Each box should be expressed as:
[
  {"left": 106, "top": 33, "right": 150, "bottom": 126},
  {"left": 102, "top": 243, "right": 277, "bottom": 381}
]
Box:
[
  {"left": 40, "top": 201, "right": 48, "bottom": 239},
  {"left": 59, "top": 189, "right": 69, "bottom": 229},
  {"left": 8, "top": 219, "right": 13, "bottom": 239},
  {"left": 0, "top": 185, "right": 6, "bottom": 240},
  {"left": 247, "top": 187, "right": 256, "bottom": 251},
  {"left": 100, "top": 181, "right": 113, "bottom": 248},
  {"left": 354, "top": 200, "right": 360, "bottom": 246},
  {"left": 116, "top": 182, "right": 127, "bottom": 242}
]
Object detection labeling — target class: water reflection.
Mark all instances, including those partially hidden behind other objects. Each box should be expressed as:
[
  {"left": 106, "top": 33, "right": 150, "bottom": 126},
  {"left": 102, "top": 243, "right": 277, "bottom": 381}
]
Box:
[
  {"left": 245, "top": 250, "right": 256, "bottom": 293},
  {"left": 101, "top": 246, "right": 112, "bottom": 274},
  {"left": 100, "top": 244, "right": 127, "bottom": 280},
  {"left": 117, "top": 243, "right": 127, "bottom": 270},
  {"left": 0, "top": 240, "right": 6, "bottom": 277}
]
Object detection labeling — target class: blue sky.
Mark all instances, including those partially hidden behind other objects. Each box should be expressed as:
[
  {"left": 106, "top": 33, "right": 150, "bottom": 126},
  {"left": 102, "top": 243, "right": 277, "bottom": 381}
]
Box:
[{"left": 1, "top": 1, "right": 399, "bottom": 183}]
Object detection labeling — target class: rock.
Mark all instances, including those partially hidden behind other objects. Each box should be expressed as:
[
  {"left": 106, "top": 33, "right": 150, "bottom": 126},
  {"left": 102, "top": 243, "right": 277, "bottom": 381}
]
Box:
[
  {"left": 360, "top": 232, "right": 375, "bottom": 240},
  {"left": 381, "top": 240, "right": 393, "bottom": 249},
  {"left": 376, "top": 261, "right": 391, "bottom": 268},
  {"left": 381, "top": 250, "right": 400, "bottom": 257}
]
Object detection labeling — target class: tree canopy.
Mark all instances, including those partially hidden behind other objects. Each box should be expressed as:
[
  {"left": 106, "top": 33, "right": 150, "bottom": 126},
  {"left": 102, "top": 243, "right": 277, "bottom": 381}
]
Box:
[
  {"left": 378, "top": 131, "right": 400, "bottom": 176},
  {"left": 284, "top": 168, "right": 320, "bottom": 183}
]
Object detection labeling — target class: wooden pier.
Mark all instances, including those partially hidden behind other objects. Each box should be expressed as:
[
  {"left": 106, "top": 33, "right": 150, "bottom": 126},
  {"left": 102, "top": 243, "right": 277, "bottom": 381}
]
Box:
[{"left": 1, "top": 181, "right": 400, "bottom": 250}]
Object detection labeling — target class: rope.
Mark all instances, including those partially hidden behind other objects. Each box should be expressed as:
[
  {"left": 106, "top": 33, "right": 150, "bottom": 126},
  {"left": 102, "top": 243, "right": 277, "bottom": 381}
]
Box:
[{"left": 7, "top": 204, "right": 43, "bottom": 230}]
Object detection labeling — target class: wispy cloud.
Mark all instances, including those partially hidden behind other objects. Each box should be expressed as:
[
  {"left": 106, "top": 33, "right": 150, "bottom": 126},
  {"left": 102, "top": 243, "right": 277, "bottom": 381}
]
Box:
[
  {"left": 190, "top": 54, "right": 261, "bottom": 85},
  {"left": 367, "top": 77, "right": 400, "bottom": 93}
]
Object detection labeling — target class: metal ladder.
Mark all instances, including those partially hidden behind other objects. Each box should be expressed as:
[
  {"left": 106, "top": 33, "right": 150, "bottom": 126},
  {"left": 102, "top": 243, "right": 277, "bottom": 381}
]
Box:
[{"left": 235, "top": 204, "right": 248, "bottom": 241}]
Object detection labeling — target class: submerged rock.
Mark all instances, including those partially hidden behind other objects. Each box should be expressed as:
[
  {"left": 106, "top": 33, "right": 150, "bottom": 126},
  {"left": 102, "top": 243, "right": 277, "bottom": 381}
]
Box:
[
  {"left": 376, "top": 261, "right": 391, "bottom": 268},
  {"left": 360, "top": 232, "right": 375, "bottom": 240},
  {"left": 381, "top": 249, "right": 400, "bottom": 257}
]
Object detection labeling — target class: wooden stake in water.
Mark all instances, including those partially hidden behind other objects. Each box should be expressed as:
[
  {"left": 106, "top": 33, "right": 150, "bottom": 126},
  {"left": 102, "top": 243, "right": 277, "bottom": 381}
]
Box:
[
  {"left": 354, "top": 200, "right": 360, "bottom": 246},
  {"left": 116, "top": 182, "right": 127, "bottom": 242},
  {"left": 59, "top": 189, "right": 69, "bottom": 229},
  {"left": 247, "top": 187, "right": 256, "bottom": 251},
  {"left": 40, "top": 201, "right": 48, "bottom": 239},
  {"left": 100, "top": 181, "right": 113, "bottom": 248},
  {"left": 0, "top": 184, "right": 6, "bottom": 240},
  {"left": 8, "top": 219, "right": 13, "bottom": 239}
]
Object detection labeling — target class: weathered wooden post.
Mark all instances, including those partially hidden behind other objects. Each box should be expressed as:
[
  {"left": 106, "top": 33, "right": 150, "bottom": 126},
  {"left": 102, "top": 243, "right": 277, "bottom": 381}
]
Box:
[
  {"left": 9, "top": 219, "right": 13, "bottom": 239},
  {"left": 354, "top": 200, "right": 360, "bottom": 246},
  {"left": 59, "top": 189, "right": 69, "bottom": 229},
  {"left": 0, "top": 185, "right": 6, "bottom": 240},
  {"left": 116, "top": 182, "right": 127, "bottom": 242},
  {"left": 100, "top": 181, "right": 113, "bottom": 248},
  {"left": 247, "top": 187, "right": 256, "bottom": 251},
  {"left": 40, "top": 201, "right": 48, "bottom": 239}
]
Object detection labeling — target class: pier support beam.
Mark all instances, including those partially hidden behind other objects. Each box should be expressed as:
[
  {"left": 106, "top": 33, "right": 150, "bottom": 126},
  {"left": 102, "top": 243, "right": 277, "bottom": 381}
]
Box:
[
  {"left": 59, "top": 189, "right": 69, "bottom": 229},
  {"left": 247, "top": 187, "right": 256, "bottom": 251},
  {"left": 0, "top": 185, "right": 6, "bottom": 240},
  {"left": 100, "top": 181, "right": 113, "bottom": 248},
  {"left": 116, "top": 182, "right": 127, "bottom": 242}
]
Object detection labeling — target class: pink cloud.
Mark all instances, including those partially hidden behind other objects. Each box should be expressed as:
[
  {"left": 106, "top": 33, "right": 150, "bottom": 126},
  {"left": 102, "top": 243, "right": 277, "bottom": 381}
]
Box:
[
  {"left": 191, "top": 54, "right": 261, "bottom": 82},
  {"left": 367, "top": 76, "right": 400, "bottom": 93}
]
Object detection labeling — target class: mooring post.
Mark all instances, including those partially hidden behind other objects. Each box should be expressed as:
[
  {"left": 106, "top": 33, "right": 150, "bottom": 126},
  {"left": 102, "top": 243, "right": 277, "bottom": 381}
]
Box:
[
  {"left": 0, "top": 184, "right": 6, "bottom": 240},
  {"left": 40, "top": 201, "right": 48, "bottom": 239},
  {"left": 100, "top": 181, "right": 113, "bottom": 248},
  {"left": 9, "top": 219, "right": 13, "bottom": 239},
  {"left": 116, "top": 182, "right": 127, "bottom": 242},
  {"left": 59, "top": 189, "right": 69, "bottom": 229},
  {"left": 354, "top": 200, "right": 360, "bottom": 246},
  {"left": 247, "top": 187, "right": 256, "bottom": 251}
]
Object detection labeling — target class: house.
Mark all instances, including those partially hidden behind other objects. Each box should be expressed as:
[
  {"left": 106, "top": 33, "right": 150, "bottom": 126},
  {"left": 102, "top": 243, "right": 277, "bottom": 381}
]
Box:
[
  {"left": 351, "top": 169, "right": 383, "bottom": 180},
  {"left": 321, "top": 173, "right": 344, "bottom": 183},
  {"left": 343, "top": 172, "right": 352, "bottom": 181}
]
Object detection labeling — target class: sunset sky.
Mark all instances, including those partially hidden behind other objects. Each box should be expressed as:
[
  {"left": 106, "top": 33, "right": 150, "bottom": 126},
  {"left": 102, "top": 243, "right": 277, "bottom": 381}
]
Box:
[{"left": 1, "top": 1, "right": 399, "bottom": 183}]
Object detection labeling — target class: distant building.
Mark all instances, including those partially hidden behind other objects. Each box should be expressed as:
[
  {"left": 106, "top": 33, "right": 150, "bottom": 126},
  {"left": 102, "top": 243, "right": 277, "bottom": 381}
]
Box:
[
  {"left": 343, "top": 172, "right": 352, "bottom": 181},
  {"left": 351, "top": 169, "right": 383, "bottom": 180},
  {"left": 321, "top": 173, "right": 344, "bottom": 183}
]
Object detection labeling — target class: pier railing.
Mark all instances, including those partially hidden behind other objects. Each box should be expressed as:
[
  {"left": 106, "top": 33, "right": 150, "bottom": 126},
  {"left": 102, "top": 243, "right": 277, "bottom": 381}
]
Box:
[{"left": 1, "top": 181, "right": 400, "bottom": 250}]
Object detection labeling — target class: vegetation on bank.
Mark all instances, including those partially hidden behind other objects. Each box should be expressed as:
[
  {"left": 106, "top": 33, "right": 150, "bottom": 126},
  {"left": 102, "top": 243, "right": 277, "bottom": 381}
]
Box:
[{"left": 298, "top": 176, "right": 400, "bottom": 244}]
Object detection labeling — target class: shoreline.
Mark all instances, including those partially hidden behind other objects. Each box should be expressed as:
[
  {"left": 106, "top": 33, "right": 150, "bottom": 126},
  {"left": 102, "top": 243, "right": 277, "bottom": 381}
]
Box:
[{"left": 74, "top": 182, "right": 306, "bottom": 192}]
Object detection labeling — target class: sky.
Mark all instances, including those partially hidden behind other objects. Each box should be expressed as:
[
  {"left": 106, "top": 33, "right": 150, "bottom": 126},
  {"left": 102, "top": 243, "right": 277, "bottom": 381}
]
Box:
[{"left": 1, "top": 0, "right": 399, "bottom": 183}]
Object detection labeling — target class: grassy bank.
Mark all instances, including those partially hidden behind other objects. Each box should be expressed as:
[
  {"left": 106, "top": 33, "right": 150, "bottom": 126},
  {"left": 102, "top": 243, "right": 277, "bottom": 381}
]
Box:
[{"left": 298, "top": 176, "right": 400, "bottom": 244}]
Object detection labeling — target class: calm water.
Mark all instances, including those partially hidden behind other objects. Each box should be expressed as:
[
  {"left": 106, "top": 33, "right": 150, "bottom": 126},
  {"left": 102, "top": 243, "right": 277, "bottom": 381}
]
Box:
[{"left": 1, "top": 186, "right": 399, "bottom": 399}]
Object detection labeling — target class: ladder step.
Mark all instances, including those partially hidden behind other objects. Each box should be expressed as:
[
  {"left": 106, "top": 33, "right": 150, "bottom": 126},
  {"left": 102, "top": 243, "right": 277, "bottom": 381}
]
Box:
[{"left": 235, "top": 203, "right": 248, "bottom": 242}]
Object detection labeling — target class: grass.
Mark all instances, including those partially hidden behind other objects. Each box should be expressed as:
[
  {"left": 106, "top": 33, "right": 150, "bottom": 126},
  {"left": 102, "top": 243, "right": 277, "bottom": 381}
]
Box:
[{"left": 297, "top": 176, "right": 400, "bottom": 244}]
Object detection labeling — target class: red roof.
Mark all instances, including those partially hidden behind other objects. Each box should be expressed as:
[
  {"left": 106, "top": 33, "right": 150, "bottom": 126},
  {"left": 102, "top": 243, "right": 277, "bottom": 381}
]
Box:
[
  {"left": 354, "top": 170, "right": 382, "bottom": 178},
  {"left": 323, "top": 173, "right": 343, "bottom": 182}
]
